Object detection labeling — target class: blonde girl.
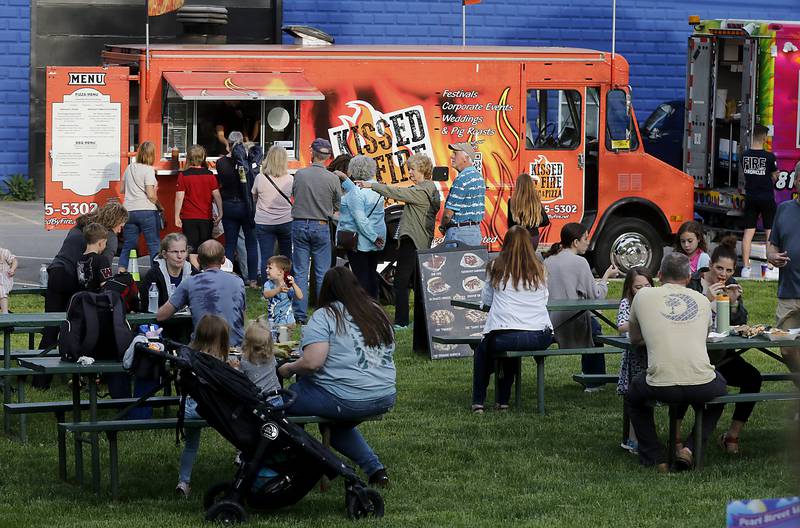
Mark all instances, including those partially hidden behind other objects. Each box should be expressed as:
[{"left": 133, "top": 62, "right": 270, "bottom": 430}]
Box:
[{"left": 508, "top": 173, "right": 550, "bottom": 249}]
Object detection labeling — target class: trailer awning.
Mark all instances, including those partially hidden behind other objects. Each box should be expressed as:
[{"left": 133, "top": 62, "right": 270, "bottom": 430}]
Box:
[{"left": 163, "top": 71, "right": 324, "bottom": 101}]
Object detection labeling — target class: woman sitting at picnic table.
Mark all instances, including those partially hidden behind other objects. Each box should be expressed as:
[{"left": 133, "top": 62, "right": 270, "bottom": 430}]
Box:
[
  {"left": 684, "top": 235, "right": 759, "bottom": 454},
  {"left": 277, "top": 266, "right": 395, "bottom": 488},
  {"left": 471, "top": 225, "right": 553, "bottom": 413},
  {"left": 544, "top": 222, "right": 618, "bottom": 391}
]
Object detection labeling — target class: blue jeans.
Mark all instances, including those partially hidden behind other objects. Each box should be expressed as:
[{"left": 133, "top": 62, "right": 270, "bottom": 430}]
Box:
[
  {"left": 221, "top": 200, "right": 258, "bottom": 282},
  {"left": 582, "top": 317, "right": 607, "bottom": 386},
  {"left": 291, "top": 220, "right": 332, "bottom": 322},
  {"left": 178, "top": 397, "right": 202, "bottom": 483},
  {"left": 286, "top": 377, "right": 395, "bottom": 476},
  {"left": 472, "top": 329, "right": 553, "bottom": 406},
  {"left": 119, "top": 210, "right": 161, "bottom": 269},
  {"left": 256, "top": 222, "right": 293, "bottom": 280},
  {"left": 444, "top": 225, "right": 482, "bottom": 247}
]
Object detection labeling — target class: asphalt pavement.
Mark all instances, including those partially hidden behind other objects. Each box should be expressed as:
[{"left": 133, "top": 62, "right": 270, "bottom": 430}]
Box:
[{"left": 0, "top": 201, "right": 151, "bottom": 287}]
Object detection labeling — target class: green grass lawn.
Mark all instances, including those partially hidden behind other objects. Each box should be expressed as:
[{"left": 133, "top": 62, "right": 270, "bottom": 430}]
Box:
[{"left": 0, "top": 281, "right": 797, "bottom": 527}]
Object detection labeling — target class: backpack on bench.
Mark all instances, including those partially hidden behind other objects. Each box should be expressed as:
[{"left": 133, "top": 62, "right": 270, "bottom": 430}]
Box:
[{"left": 59, "top": 291, "right": 134, "bottom": 362}]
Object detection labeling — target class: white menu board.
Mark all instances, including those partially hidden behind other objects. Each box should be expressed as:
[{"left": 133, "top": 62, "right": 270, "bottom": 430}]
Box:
[{"left": 51, "top": 88, "right": 121, "bottom": 196}]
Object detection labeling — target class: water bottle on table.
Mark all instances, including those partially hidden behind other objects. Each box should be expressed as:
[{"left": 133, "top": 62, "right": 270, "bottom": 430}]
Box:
[
  {"left": 148, "top": 283, "right": 159, "bottom": 313},
  {"left": 39, "top": 264, "right": 48, "bottom": 287}
]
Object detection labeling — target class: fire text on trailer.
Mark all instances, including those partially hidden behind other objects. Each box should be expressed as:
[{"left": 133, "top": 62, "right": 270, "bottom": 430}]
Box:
[{"left": 68, "top": 73, "right": 106, "bottom": 86}]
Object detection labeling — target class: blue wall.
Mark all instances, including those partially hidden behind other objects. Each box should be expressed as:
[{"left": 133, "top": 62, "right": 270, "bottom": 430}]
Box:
[
  {"left": 4, "top": 1, "right": 800, "bottom": 185},
  {"left": 283, "top": 0, "right": 800, "bottom": 118},
  {"left": 0, "top": 0, "right": 29, "bottom": 186}
]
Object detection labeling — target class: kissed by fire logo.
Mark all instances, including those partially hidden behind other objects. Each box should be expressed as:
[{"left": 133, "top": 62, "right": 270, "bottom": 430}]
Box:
[
  {"left": 530, "top": 155, "right": 564, "bottom": 203},
  {"left": 328, "top": 100, "right": 434, "bottom": 185}
]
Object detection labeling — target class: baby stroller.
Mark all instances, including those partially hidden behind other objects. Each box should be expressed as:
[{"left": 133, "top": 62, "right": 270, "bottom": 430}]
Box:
[{"left": 133, "top": 341, "right": 384, "bottom": 523}]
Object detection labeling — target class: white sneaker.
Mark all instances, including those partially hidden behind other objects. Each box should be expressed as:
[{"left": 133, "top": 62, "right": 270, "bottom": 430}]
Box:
[
  {"left": 583, "top": 386, "right": 604, "bottom": 394},
  {"left": 739, "top": 266, "right": 751, "bottom": 279},
  {"left": 175, "top": 481, "right": 190, "bottom": 497},
  {"left": 765, "top": 266, "right": 779, "bottom": 280}
]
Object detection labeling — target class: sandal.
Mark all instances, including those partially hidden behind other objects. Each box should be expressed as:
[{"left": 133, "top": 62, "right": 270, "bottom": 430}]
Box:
[
  {"left": 471, "top": 404, "right": 485, "bottom": 414},
  {"left": 719, "top": 433, "right": 740, "bottom": 454},
  {"left": 675, "top": 447, "right": 694, "bottom": 471}
]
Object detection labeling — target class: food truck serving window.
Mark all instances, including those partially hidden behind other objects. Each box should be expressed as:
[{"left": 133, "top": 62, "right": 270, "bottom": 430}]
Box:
[
  {"left": 605, "top": 89, "right": 639, "bottom": 151},
  {"left": 525, "top": 89, "right": 582, "bottom": 150},
  {"left": 161, "top": 71, "right": 324, "bottom": 160}
]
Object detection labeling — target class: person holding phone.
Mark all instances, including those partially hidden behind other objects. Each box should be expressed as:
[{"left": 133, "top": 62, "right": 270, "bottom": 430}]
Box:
[
  {"left": 687, "top": 236, "right": 758, "bottom": 454},
  {"left": 263, "top": 255, "right": 303, "bottom": 335}
]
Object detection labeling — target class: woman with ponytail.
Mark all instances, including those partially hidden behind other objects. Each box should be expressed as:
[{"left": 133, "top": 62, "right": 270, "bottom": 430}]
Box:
[
  {"left": 686, "top": 235, "right": 759, "bottom": 454},
  {"left": 544, "top": 223, "right": 618, "bottom": 389},
  {"left": 471, "top": 226, "right": 552, "bottom": 413}
]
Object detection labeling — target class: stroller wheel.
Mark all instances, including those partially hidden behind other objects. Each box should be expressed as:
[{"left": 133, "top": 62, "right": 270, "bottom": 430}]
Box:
[
  {"left": 205, "top": 499, "right": 247, "bottom": 525},
  {"left": 346, "top": 487, "right": 384, "bottom": 520},
  {"left": 203, "top": 481, "right": 232, "bottom": 510}
]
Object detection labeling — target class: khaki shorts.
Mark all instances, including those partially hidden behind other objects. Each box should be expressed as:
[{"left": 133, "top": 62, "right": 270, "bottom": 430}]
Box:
[{"left": 776, "top": 298, "right": 800, "bottom": 330}]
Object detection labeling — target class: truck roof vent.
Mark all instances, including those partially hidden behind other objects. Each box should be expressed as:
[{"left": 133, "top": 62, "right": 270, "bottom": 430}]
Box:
[
  {"left": 177, "top": 5, "right": 228, "bottom": 44},
  {"left": 282, "top": 25, "right": 334, "bottom": 47}
]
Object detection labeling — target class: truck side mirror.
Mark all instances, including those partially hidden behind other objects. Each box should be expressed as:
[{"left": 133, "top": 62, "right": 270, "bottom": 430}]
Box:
[{"left": 432, "top": 166, "right": 450, "bottom": 181}]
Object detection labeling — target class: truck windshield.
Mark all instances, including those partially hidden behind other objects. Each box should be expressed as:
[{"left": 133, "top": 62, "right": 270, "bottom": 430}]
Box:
[{"left": 525, "top": 89, "right": 582, "bottom": 150}]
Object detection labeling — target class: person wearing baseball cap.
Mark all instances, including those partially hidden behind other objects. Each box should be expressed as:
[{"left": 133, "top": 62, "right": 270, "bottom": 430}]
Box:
[
  {"left": 440, "top": 142, "right": 485, "bottom": 246},
  {"left": 290, "top": 137, "right": 341, "bottom": 323}
]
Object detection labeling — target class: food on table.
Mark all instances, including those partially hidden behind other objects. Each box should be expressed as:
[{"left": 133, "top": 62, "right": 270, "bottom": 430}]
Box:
[
  {"left": 460, "top": 252, "right": 484, "bottom": 268},
  {"left": 430, "top": 309, "right": 455, "bottom": 326},
  {"left": 427, "top": 277, "right": 451, "bottom": 295},
  {"left": 464, "top": 309, "right": 488, "bottom": 324},
  {"left": 731, "top": 324, "right": 768, "bottom": 338},
  {"left": 422, "top": 255, "right": 446, "bottom": 272},
  {"left": 462, "top": 276, "right": 484, "bottom": 293}
]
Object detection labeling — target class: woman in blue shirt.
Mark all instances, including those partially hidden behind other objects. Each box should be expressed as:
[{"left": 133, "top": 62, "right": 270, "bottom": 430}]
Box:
[
  {"left": 277, "top": 266, "right": 395, "bottom": 488},
  {"left": 336, "top": 155, "right": 386, "bottom": 299}
]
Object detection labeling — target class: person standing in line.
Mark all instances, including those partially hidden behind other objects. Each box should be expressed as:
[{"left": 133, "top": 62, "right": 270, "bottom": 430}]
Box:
[
  {"left": 118, "top": 141, "right": 161, "bottom": 272},
  {"left": 543, "top": 223, "right": 618, "bottom": 391},
  {"left": 439, "top": 142, "right": 485, "bottom": 246},
  {"left": 767, "top": 176, "right": 800, "bottom": 400},
  {"left": 290, "top": 138, "right": 341, "bottom": 324},
  {"left": 175, "top": 144, "right": 222, "bottom": 253},
  {"left": 507, "top": 173, "right": 549, "bottom": 250},
  {"left": 215, "top": 131, "right": 259, "bottom": 288},
  {"left": 626, "top": 252, "right": 727, "bottom": 471},
  {"left": 252, "top": 145, "right": 294, "bottom": 279},
  {"left": 740, "top": 124, "right": 778, "bottom": 278},
  {"left": 336, "top": 155, "right": 385, "bottom": 299},
  {"left": 359, "top": 153, "right": 441, "bottom": 329}
]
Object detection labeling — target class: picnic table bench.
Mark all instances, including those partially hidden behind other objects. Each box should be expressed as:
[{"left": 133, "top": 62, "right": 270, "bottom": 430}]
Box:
[
  {"left": 572, "top": 372, "right": 799, "bottom": 387},
  {"left": 59, "top": 414, "right": 385, "bottom": 499},
  {"left": 432, "top": 334, "right": 622, "bottom": 414},
  {"left": 9, "top": 286, "right": 47, "bottom": 296}
]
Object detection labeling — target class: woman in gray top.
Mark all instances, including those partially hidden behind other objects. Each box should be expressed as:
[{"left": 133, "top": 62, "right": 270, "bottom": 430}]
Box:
[
  {"left": 543, "top": 222, "right": 618, "bottom": 390},
  {"left": 359, "top": 153, "right": 441, "bottom": 329}
]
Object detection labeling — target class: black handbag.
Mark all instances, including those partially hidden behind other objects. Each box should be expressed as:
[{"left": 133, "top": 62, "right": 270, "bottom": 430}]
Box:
[{"left": 336, "top": 195, "right": 382, "bottom": 252}]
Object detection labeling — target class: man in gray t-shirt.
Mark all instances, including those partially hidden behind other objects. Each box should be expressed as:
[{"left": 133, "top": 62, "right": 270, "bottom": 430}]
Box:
[
  {"left": 157, "top": 240, "right": 247, "bottom": 346},
  {"left": 291, "top": 138, "right": 341, "bottom": 323},
  {"left": 768, "top": 178, "right": 800, "bottom": 387}
]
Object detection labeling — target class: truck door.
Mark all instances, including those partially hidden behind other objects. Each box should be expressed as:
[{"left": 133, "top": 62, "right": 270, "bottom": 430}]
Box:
[
  {"left": 45, "top": 66, "right": 130, "bottom": 229},
  {"left": 522, "top": 86, "right": 585, "bottom": 243},
  {"left": 684, "top": 36, "right": 715, "bottom": 188},
  {"left": 738, "top": 37, "right": 758, "bottom": 189}
]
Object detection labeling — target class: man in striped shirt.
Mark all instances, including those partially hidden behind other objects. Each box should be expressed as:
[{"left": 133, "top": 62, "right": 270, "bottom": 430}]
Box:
[{"left": 439, "top": 142, "right": 485, "bottom": 246}]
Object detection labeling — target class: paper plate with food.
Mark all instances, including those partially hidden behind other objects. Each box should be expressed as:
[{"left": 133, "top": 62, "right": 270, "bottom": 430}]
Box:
[
  {"left": 731, "top": 324, "right": 768, "bottom": 338},
  {"left": 766, "top": 328, "right": 798, "bottom": 341}
]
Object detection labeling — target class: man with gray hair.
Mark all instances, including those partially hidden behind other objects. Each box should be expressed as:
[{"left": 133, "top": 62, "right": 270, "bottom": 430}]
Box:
[
  {"left": 291, "top": 138, "right": 342, "bottom": 323},
  {"left": 625, "top": 252, "right": 727, "bottom": 471}
]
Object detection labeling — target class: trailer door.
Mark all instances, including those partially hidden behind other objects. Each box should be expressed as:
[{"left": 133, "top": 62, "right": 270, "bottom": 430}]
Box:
[
  {"left": 522, "top": 86, "right": 585, "bottom": 243},
  {"left": 738, "top": 37, "right": 758, "bottom": 189},
  {"left": 45, "top": 66, "right": 130, "bottom": 229},
  {"left": 685, "top": 36, "right": 715, "bottom": 188}
]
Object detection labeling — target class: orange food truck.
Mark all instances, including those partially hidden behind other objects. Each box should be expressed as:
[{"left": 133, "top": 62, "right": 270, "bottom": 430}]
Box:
[{"left": 45, "top": 43, "right": 693, "bottom": 273}]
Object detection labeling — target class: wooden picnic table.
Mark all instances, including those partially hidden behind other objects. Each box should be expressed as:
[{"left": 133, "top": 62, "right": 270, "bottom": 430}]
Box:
[
  {"left": 0, "top": 311, "right": 191, "bottom": 436},
  {"left": 18, "top": 357, "right": 129, "bottom": 493},
  {"left": 9, "top": 286, "right": 47, "bottom": 296},
  {"left": 451, "top": 298, "right": 621, "bottom": 329}
]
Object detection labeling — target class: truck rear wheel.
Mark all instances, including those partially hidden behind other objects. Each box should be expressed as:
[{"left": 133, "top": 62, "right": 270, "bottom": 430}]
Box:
[{"left": 592, "top": 218, "right": 663, "bottom": 276}]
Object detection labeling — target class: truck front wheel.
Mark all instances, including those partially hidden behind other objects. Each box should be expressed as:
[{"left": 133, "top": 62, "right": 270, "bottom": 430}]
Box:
[{"left": 592, "top": 218, "right": 663, "bottom": 276}]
